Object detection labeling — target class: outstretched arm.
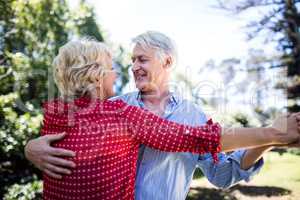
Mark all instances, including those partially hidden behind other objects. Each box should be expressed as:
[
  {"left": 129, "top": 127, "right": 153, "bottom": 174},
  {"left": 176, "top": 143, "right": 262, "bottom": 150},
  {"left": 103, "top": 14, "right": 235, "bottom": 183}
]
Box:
[
  {"left": 119, "top": 100, "right": 300, "bottom": 153},
  {"left": 199, "top": 113, "right": 300, "bottom": 188},
  {"left": 229, "top": 113, "right": 300, "bottom": 169},
  {"left": 221, "top": 113, "right": 300, "bottom": 152}
]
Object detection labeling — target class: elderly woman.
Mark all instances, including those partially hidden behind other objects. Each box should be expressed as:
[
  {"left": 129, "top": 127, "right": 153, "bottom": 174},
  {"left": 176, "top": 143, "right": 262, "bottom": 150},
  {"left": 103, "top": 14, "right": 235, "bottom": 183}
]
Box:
[{"left": 41, "top": 39, "right": 221, "bottom": 200}]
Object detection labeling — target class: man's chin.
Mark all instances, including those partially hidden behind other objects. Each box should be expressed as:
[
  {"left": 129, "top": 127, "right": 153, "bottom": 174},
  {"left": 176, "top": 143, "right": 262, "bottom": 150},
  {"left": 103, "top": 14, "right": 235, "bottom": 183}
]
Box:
[
  {"left": 107, "top": 92, "right": 116, "bottom": 98},
  {"left": 136, "top": 82, "right": 148, "bottom": 91},
  {"left": 136, "top": 83, "right": 150, "bottom": 92}
]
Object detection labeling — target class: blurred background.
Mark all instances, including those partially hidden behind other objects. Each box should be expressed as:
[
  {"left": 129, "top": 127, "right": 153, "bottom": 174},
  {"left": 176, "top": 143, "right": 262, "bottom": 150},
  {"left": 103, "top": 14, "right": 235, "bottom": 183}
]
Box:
[{"left": 0, "top": 0, "right": 299, "bottom": 199}]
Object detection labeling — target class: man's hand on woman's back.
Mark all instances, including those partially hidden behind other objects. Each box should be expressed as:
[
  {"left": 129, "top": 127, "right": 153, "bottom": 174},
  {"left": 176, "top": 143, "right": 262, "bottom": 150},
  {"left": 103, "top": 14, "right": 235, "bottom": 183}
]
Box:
[{"left": 24, "top": 132, "right": 76, "bottom": 179}]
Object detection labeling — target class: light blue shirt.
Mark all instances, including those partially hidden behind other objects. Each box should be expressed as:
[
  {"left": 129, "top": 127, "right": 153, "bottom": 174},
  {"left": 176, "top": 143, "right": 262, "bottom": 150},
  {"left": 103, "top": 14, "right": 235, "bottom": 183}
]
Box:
[{"left": 111, "top": 91, "right": 263, "bottom": 200}]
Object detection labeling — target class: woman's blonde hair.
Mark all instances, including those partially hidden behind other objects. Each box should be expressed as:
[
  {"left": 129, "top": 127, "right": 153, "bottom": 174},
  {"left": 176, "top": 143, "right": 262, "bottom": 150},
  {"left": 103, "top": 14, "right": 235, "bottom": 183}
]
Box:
[{"left": 53, "top": 38, "right": 112, "bottom": 99}]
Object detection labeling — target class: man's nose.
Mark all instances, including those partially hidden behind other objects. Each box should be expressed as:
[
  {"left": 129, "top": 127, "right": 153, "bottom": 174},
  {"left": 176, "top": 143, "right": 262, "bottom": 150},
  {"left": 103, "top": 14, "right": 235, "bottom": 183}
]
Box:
[{"left": 132, "top": 62, "right": 140, "bottom": 72}]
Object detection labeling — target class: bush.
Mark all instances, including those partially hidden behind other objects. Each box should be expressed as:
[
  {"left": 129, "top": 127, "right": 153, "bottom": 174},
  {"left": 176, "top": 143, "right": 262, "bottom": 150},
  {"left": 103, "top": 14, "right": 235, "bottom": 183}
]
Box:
[{"left": 4, "top": 180, "right": 42, "bottom": 200}]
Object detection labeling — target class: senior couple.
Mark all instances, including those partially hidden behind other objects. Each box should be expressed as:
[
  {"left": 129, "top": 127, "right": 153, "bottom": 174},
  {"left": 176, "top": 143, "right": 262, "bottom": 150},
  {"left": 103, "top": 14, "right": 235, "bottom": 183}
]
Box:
[{"left": 25, "top": 31, "right": 300, "bottom": 200}]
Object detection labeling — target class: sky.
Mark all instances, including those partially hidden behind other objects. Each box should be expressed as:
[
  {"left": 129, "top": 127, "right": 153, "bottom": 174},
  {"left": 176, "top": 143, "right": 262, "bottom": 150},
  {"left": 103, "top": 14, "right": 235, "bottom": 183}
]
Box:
[
  {"left": 74, "top": 0, "right": 286, "bottom": 117},
  {"left": 88, "top": 0, "right": 256, "bottom": 68}
]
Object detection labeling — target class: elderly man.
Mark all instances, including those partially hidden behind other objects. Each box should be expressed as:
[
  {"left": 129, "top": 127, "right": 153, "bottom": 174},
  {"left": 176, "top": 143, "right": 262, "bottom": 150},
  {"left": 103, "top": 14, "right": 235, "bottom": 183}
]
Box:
[{"left": 25, "top": 31, "right": 300, "bottom": 200}]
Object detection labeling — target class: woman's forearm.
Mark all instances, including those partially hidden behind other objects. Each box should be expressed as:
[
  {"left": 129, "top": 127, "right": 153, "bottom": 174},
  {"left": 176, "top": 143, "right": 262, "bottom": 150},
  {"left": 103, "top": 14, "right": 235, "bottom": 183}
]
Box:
[
  {"left": 122, "top": 104, "right": 221, "bottom": 155},
  {"left": 220, "top": 113, "right": 300, "bottom": 152},
  {"left": 220, "top": 127, "right": 278, "bottom": 152}
]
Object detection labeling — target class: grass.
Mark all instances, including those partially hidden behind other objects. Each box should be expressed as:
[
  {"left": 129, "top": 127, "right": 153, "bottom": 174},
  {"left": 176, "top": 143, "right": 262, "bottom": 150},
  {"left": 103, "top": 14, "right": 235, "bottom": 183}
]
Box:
[
  {"left": 250, "top": 152, "right": 300, "bottom": 197},
  {"left": 187, "top": 152, "right": 300, "bottom": 200}
]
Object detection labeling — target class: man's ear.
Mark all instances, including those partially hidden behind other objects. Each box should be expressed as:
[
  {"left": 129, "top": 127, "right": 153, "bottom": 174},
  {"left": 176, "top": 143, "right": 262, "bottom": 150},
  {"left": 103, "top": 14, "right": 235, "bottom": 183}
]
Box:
[{"left": 163, "top": 56, "right": 173, "bottom": 69}]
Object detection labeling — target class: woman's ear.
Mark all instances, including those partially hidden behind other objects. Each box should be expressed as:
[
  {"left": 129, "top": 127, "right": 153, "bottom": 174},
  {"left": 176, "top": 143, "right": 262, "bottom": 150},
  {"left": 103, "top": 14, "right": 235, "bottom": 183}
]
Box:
[
  {"left": 90, "top": 75, "right": 97, "bottom": 83},
  {"left": 96, "top": 77, "right": 103, "bottom": 86},
  {"left": 91, "top": 75, "right": 101, "bottom": 87}
]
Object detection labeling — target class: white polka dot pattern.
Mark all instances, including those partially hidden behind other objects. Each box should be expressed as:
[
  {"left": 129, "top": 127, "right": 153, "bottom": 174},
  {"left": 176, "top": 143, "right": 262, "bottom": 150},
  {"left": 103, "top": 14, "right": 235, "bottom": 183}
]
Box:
[{"left": 41, "top": 97, "right": 221, "bottom": 200}]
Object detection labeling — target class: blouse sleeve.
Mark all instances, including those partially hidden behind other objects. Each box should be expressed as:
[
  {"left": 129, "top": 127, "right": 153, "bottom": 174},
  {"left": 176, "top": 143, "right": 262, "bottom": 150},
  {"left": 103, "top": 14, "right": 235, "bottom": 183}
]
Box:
[{"left": 115, "top": 100, "right": 222, "bottom": 162}]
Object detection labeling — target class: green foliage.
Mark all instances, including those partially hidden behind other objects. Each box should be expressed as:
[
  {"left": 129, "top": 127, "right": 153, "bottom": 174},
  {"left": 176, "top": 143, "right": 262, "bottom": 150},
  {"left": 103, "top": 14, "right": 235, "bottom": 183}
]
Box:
[
  {"left": 72, "top": 0, "right": 104, "bottom": 42},
  {"left": 193, "top": 168, "right": 204, "bottom": 179},
  {"left": 0, "top": 93, "right": 42, "bottom": 156},
  {"left": 4, "top": 180, "right": 42, "bottom": 200},
  {"left": 288, "top": 147, "right": 300, "bottom": 155},
  {"left": 114, "top": 46, "right": 131, "bottom": 94},
  {"left": 232, "top": 113, "right": 250, "bottom": 127},
  {"left": 0, "top": 0, "right": 129, "bottom": 199}
]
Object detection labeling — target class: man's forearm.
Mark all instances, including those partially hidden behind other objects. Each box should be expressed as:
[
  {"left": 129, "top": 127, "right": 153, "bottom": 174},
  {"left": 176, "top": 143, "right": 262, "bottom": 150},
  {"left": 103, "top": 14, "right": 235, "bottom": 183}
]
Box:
[
  {"left": 240, "top": 146, "right": 273, "bottom": 170},
  {"left": 241, "top": 138, "right": 300, "bottom": 170}
]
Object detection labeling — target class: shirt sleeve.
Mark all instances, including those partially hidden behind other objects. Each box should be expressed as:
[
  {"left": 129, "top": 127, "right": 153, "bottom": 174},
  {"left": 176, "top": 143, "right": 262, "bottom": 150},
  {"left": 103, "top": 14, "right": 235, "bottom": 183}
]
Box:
[
  {"left": 197, "top": 150, "right": 264, "bottom": 188},
  {"left": 116, "top": 100, "right": 222, "bottom": 162}
]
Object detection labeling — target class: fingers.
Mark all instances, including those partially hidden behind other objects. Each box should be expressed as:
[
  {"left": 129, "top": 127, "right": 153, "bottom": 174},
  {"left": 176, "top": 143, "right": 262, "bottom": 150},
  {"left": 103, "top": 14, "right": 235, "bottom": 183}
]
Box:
[
  {"left": 47, "top": 156, "right": 76, "bottom": 168},
  {"left": 49, "top": 147, "right": 76, "bottom": 157},
  {"left": 39, "top": 150, "right": 75, "bottom": 179},
  {"left": 45, "top": 132, "right": 67, "bottom": 143},
  {"left": 24, "top": 135, "right": 77, "bottom": 180},
  {"left": 44, "top": 169, "right": 62, "bottom": 179},
  {"left": 44, "top": 163, "right": 72, "bottom": 176},
  {"left": 45, "top": 133, "right": 76, "bottom": 157},
  {"left": 286, "top": 112, "right": 300, "bottom": 132},
  {"left": 290, "top": 112, "right": 300, "bottom": 120}
]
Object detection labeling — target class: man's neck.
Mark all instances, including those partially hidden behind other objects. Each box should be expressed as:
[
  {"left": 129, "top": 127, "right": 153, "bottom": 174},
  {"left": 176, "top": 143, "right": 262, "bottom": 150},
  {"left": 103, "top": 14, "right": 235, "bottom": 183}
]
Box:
[
  {"left": 140, "top": 88, "right": 171, "bottom": 116},
  {"left": 141, "top": 89, "right": 170, "bottom": 104}
]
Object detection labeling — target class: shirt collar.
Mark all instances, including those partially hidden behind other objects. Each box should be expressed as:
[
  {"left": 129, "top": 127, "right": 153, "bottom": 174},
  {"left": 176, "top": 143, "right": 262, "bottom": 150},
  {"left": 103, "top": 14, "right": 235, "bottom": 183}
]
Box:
[{"left": 135, "top": 91, "right": 182, "bottom": 108}]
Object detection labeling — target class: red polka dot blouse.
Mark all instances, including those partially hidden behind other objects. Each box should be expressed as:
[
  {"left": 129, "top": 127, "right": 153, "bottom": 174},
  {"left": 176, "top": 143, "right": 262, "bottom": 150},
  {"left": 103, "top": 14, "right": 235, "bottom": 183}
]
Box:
[{"left": 41, "top": 97, "right": 221, "bottom": 200}]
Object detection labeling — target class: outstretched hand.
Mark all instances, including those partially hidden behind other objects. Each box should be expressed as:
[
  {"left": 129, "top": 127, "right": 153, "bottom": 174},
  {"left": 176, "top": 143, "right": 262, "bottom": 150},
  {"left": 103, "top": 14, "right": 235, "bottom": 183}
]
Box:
[
  {"left": 287, "top": 114, "right": 300, "bottom": 147},
  {"left": 272, "top": 113, "right": 300, "bottom": 147}
]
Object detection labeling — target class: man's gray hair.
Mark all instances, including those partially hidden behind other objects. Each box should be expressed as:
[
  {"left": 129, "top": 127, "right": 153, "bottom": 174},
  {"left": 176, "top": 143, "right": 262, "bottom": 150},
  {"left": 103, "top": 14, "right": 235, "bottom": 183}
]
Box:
[{"left": 132, "top": 31, "right": 178, "bottom": 66}]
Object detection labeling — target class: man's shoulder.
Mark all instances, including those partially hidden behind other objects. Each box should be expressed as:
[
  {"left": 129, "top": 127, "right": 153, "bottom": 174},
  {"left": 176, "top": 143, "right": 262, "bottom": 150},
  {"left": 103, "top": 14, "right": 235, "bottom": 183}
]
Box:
[
  {"left": 170, "top": 94, "right": 208, "bottom": 123},
  {"left": 176, "top": 96, "right": 205, "bottom": 113}
]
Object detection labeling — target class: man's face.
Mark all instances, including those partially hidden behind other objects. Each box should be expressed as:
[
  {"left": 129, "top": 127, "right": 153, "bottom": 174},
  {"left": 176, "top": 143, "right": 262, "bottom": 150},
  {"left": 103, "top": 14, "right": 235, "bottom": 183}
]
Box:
[{"left": 131, "top": 44, "right": 169, "bottom": 92}]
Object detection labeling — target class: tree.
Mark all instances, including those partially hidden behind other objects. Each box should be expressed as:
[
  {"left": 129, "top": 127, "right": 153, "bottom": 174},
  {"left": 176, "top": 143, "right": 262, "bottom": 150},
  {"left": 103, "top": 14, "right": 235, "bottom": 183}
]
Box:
[
  {"left": 71, "top": 0, "right": 104, "bottom": 42},
  {"left": 0, "top": 0, "right": 129, "bottom": 199},
  {"left": 1, "top": 1, "right": 71, "bottom": 197},
  {"left": 217, "top": 0, "right": 300, "bottom": 112}
]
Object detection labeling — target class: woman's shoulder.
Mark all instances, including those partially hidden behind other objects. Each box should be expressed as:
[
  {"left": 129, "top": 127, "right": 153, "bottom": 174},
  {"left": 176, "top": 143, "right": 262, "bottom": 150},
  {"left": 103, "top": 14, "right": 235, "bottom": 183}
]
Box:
[
  {"left": 42, "top": 98, "right": 68, "bottom": 114},
  {"left": 103, "top": 99, "right": 130, "bottom": 113},
  {"left": 42, "top": 97, "right": 131, "bottom": 115}
]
